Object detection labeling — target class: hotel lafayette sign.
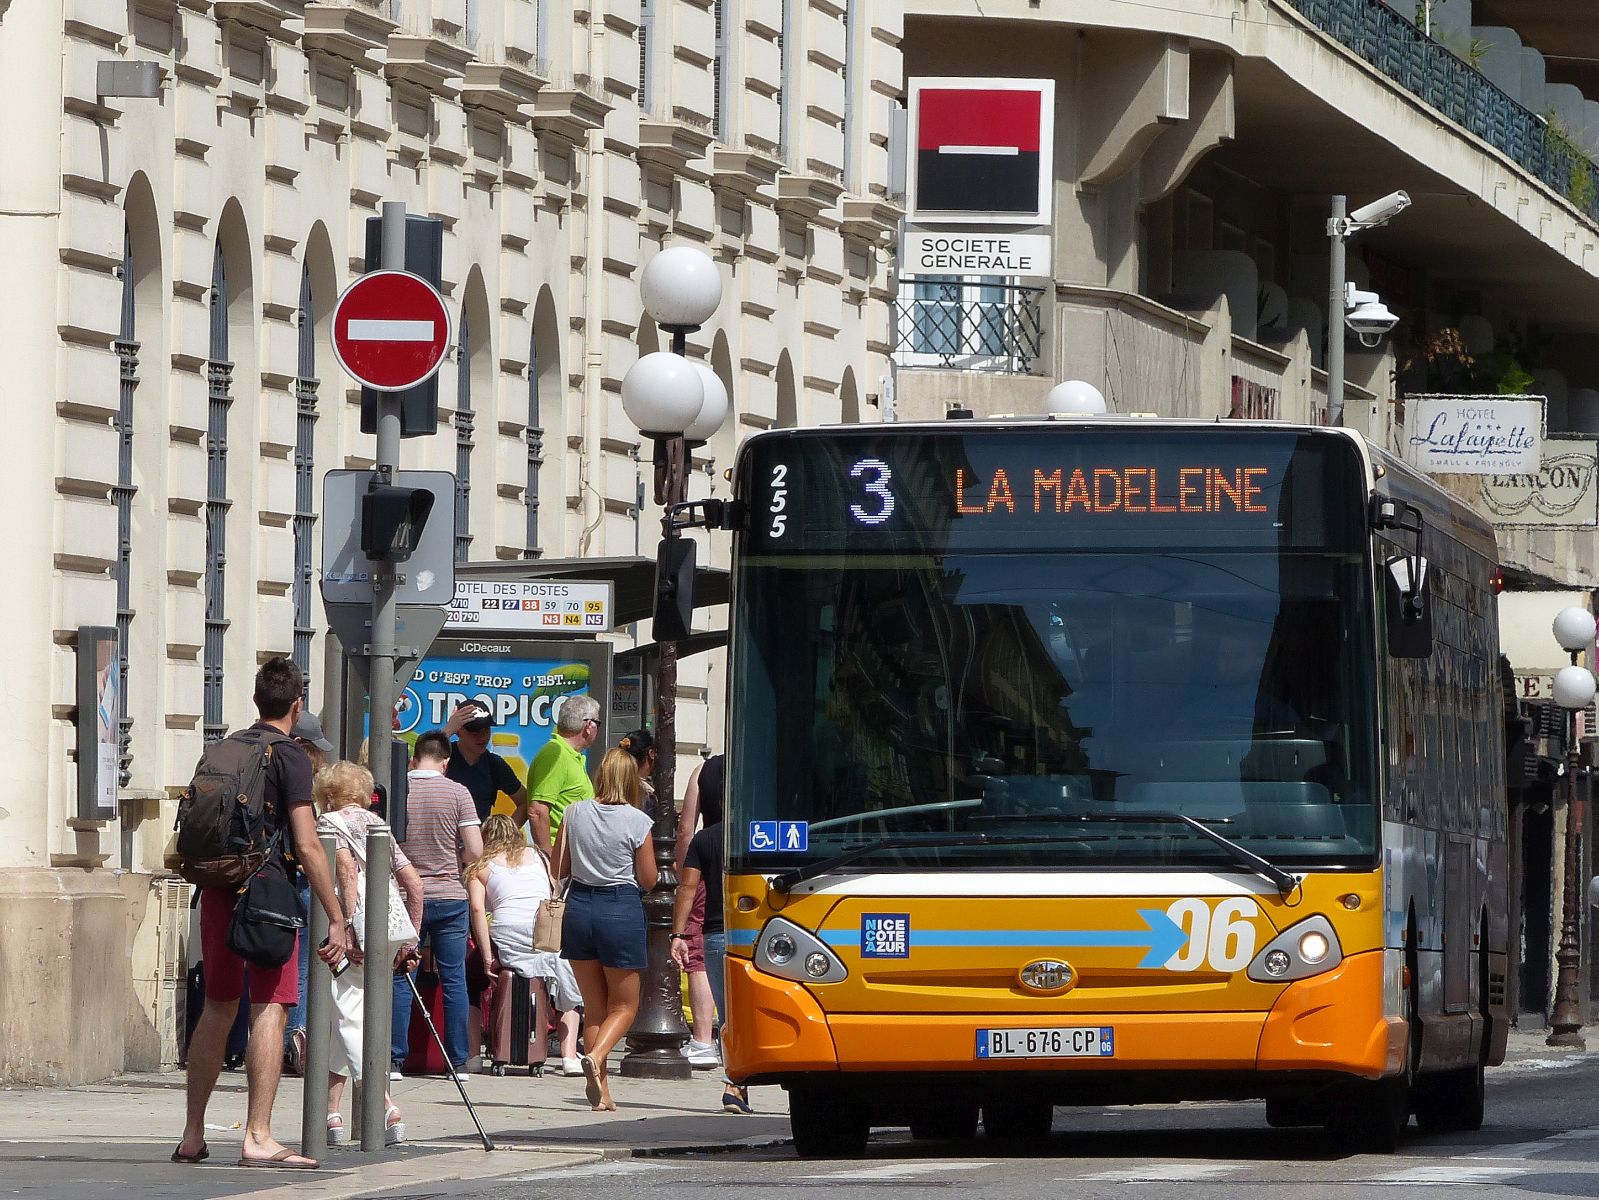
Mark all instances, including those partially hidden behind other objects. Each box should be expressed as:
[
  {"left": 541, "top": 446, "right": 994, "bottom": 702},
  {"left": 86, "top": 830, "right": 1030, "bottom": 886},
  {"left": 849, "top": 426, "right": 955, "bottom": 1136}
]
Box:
[
  {"left": 1404, "top": 396, "right": 1544, "bottom": 475},
  {"left": 1480, "top": 438, "right": 1599, "bottom": 527}
]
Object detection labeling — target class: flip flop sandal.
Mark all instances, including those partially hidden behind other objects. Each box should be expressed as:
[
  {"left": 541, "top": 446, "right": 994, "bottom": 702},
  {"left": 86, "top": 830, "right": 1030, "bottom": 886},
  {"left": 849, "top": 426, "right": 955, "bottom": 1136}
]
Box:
[
  {"left": 237, "top": 1149, "right": 318, "bottom": 1169},
  {"left": 579, "top": 1054, "right": 603, "bottom": 1108},
  {"left": 169, "top": 1144, "right": 209, "bottom": 1163}
]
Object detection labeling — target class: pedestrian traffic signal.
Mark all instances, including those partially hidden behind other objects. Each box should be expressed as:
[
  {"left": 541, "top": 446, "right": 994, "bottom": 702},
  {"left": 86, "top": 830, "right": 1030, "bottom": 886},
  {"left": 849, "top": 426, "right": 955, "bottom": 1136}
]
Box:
[
  {"left": 653, "top": 536, "right": 695, "bottom": 642},
  {"left": 361, "top": 484, "right": 435, "bottom": 562}
]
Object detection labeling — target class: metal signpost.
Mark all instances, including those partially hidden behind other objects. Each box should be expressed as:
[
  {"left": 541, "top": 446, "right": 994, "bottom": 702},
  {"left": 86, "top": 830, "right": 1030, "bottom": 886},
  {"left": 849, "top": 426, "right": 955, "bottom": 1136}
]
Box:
[{"left": 322, "top": 200, "right": 454, "bottom": 1152}]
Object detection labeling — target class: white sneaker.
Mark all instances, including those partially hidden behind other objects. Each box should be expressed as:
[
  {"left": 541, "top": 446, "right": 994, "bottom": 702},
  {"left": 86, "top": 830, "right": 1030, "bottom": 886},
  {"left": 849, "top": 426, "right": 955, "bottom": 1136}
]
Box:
[
  {"left": 560, "top": 1057, "right": 585, "bottom": 1076},
  {"left": 683, "top": 1039, "right": 721, "bottom": 1069}
]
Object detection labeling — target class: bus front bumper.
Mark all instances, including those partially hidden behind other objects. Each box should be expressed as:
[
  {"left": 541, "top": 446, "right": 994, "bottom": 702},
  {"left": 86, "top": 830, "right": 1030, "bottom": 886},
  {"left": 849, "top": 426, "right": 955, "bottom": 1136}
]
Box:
[{"left": 723, "top": 952, "right": 1404, "bottom": 1085}]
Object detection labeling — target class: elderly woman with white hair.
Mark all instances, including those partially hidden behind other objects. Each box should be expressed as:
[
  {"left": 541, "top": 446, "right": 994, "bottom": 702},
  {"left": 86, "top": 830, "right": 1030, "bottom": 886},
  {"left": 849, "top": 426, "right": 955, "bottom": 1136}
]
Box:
[{"left": 315, "top": 761, "right": 425, "bottom": 1146}]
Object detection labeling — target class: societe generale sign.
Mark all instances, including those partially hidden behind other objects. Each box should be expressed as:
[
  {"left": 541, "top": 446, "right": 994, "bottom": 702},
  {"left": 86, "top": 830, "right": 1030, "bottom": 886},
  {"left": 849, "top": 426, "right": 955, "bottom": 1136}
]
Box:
[{"left": 902, "top": 230, "right": 1051, "bottom": 277}]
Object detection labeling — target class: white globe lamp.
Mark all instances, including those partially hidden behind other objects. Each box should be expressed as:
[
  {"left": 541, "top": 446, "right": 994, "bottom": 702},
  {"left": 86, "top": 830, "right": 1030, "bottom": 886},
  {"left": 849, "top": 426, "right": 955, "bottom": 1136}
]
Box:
[
  {"left": 684, "top": 363, "right": 729, "bottom": 445},
  {"left": 640, "top": 246, "right": 723, "bottom": 331},
  {"left": 1046, "top": 380, "right": 1108, "bottom": 416},
  {"left": 621, "top": 351, "right": 704, "bottom": 436},
  {"left": 1554, "top": 665, "right": 1596, "bottom": 711},
  {"left": 1552, "top": 607, "right": 1596, "bottom": 654}
]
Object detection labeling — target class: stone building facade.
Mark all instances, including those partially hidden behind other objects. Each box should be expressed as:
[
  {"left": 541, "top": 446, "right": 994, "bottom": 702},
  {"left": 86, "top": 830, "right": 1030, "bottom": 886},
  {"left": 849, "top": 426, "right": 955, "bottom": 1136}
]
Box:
[{"left": 0, "top": 0, "right": 902, "bottom": 1082}]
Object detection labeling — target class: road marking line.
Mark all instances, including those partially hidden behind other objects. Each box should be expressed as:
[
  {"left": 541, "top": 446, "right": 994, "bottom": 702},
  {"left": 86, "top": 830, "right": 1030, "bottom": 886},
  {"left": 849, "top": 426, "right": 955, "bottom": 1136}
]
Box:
[
  {"left": 1075, "top": 1164, "right": 1244, "bottom": 1182},
  {"left": 1370, "top": 1165, "right": 1525, "bottom": 1185},
  {"left": 806, "top": 1161, "right": 996, "bottom": 1180},
  {"left": 347, "top": 319, "right": 435, "bottom": 341},
  {"left": 511, "top": 1161, "right": 667, "bottom": 1180},
  {"left": 1468, "top": 1127, "right": 1599, "bottom": 1160}
]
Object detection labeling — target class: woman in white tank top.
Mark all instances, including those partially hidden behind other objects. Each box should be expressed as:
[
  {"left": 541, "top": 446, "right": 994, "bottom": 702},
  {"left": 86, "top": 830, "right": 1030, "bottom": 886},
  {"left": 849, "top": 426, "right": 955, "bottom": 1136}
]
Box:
[{"left": 467, "top": 815, "right": 584, "bottom": 1075}]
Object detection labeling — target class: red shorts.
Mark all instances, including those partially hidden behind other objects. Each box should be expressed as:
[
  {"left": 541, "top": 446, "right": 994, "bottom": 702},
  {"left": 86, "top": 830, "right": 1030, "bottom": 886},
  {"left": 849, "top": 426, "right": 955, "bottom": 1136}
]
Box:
[
  {"left": 200, "top": 886, "right": 301, "bottom": 1006},
  {"left": 683, "top": 883, "right": 707, "bottom": 972}
]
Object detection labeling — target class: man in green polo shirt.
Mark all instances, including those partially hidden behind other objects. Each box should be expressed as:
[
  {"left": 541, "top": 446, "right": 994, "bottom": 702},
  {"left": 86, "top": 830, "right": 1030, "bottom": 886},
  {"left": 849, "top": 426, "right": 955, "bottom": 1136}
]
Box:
[{"left": 525, "top": 693, "right": 602, "bottom": 855}]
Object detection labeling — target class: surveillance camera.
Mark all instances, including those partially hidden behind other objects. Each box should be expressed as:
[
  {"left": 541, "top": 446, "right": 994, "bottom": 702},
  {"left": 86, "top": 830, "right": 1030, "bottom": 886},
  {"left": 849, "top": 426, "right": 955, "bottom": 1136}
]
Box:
[
  {"left": 1346, "top": 299, "right": 1400, "bottom": 338},
  {"left": 1346, "top": 301, "right": 1399, "bottom": 335},
  {"left": 1349, "top": 190, "right": 1412, "bottom": 228}
]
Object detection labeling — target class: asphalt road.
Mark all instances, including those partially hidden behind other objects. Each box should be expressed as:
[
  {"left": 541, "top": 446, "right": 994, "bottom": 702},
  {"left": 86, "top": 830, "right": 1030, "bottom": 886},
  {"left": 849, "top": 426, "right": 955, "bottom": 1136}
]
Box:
[{"left": 435, "top": 1055, "right": 1599, "bottom": 1200}]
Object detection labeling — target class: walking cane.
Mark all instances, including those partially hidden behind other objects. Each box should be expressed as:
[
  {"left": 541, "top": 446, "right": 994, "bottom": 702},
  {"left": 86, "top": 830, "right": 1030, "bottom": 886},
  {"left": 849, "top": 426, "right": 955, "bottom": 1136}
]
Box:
[{"left": 401, "top": 971, "right": 496, "bottom": 1152}]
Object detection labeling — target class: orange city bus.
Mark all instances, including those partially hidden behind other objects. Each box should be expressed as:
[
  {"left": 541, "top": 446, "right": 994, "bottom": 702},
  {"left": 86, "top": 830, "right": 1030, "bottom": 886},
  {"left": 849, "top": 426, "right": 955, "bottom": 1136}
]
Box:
[{"left": 718, "top": 418, "right": 1508, "bottom": 1157}]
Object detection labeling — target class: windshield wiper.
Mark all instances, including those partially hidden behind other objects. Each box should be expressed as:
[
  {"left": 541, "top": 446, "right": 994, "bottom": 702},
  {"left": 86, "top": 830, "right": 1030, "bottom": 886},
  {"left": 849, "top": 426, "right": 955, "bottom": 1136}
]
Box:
[
  {"left": 1075, "top": 810, "right": 1299, "bottom": 896},
  {"left": 767, "top": 833, "right": 1102, "bottom": 895}
]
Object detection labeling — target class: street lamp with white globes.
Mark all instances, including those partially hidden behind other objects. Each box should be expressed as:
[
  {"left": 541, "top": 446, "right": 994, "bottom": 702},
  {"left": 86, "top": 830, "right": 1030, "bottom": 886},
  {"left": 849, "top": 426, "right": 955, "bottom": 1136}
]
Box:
[
  {"left": 1548, "top": 605, "right": 1595, "bottom": 1048},
  {"left": 617, "top": 245, "right": 727, "bottom": 1079}
]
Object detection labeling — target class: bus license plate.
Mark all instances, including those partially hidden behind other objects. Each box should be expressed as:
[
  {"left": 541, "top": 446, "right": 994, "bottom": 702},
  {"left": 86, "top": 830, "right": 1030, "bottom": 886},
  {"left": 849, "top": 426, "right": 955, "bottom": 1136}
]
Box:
[{"left": 976, "top": 1026, "right": 1115, "bottom": 1059}]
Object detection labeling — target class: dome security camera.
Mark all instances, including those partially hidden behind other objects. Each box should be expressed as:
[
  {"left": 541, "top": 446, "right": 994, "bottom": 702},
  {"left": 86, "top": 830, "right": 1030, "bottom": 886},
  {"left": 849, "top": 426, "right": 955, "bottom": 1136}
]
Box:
[
  {"left": 1349, "top": 190, "right": 1412, "bottom": 228},
  {"left": 1345, "top": 299, "right": 1400, "bottom": 338}
]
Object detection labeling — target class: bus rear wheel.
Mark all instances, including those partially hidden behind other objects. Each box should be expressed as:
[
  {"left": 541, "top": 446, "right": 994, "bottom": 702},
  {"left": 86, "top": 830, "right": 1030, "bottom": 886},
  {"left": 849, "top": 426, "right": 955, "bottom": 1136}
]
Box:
[
  {"left": 789, "top": 1087, "right": 869, "bottom": 1159},
  {"left": 982, "top": 1097, "right": 1054, "bottom": 1143},
  {"left": 1413, "top": 1064, "right": 1485, "bottom": 1134}
]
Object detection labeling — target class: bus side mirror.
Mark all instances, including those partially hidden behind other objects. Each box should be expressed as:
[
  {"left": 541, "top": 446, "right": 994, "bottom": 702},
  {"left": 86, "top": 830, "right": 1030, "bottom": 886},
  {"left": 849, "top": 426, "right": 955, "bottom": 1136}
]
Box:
[
  {"left": 1588, "top": 875, "right": 1599, "bottom": 910},
  {"left": 1384, "top": 555, "right": 1433, "bottom": 659}
]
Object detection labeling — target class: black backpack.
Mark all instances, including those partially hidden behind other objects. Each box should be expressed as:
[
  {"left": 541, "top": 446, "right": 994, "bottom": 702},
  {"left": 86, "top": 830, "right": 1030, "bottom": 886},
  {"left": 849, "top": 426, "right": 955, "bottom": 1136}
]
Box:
[{"left": 174, "top": 728, "right": 291, "bottom": 889}]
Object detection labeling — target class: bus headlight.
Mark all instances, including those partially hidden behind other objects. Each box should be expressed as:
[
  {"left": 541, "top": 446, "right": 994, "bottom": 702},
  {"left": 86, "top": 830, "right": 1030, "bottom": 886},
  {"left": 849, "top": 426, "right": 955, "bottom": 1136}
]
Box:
[
  {"left": 755, "top": 917, "right": 847, "bottom": 985},
  {"left": 1246, "top": 915, "right": 1344, "bottom": 983},
  {"left": 1298, "top": 931, "right": 1331, "bottom": 964}
]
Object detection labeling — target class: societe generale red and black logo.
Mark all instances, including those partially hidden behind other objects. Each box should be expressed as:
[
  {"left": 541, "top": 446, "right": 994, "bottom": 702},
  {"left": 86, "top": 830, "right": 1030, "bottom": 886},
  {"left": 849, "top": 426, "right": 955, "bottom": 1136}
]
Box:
[{"left": 908, "top": 79, "right": 1054, "bottom": 223}]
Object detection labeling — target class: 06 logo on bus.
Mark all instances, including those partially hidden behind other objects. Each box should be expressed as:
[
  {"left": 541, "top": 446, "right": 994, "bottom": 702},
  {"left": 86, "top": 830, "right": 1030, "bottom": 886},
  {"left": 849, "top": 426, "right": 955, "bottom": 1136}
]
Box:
[{"left": 1162, "top": 897, "right": 1260, "bottom": 972}]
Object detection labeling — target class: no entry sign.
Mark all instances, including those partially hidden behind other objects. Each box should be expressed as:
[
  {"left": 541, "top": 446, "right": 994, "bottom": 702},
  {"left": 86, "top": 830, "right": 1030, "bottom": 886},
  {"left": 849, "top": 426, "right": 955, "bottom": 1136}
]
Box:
[{"left": 332, "top": 269, "right": 452, "bottom": 392}]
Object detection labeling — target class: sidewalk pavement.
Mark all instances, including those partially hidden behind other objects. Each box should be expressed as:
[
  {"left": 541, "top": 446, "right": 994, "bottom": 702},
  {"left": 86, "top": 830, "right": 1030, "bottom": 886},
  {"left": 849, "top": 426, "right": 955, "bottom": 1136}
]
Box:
[
  {"left": 0, "top": 1028, "right": 1591, "bottom": 1199},
  {"left": 0, "top": 1053, "right": 790, "bottom": 1200}
]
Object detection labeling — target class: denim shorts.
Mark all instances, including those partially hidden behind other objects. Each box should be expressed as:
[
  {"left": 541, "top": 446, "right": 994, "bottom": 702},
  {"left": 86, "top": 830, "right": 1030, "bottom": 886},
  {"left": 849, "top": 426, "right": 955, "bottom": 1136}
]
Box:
[{"left": 560, "top": 882, "right": 648, "bottom": 970}]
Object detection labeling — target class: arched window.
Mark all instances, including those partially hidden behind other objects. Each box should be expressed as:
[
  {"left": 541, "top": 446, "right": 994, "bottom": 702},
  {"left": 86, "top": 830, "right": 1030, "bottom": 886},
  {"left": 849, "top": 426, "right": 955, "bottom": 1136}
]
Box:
[
  {"left": 292, "top": 264, "right": 319, "bottom": 692},
  {"left": 113, "top": 226, "right": 138, "bottom": 783},
  {"left": 204, "top": 241, "right": 232, "bottom": 743},
  {"left": 525, "top": 331, "right": 543, "bottom": 558},
  {"left": 455, "top": 315, "right": 474, "bottom": 561}
]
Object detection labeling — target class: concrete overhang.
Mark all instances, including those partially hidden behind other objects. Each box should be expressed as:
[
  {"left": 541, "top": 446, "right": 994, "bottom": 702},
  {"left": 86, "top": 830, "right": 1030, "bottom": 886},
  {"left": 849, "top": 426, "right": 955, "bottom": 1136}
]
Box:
[{"left": 1219, "top": 52, "right": 1599, "bottom": 334}]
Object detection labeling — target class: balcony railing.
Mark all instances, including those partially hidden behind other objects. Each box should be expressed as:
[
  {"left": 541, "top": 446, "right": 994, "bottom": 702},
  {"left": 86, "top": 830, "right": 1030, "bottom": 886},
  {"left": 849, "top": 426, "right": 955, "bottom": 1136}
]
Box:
[
  {"left": 894, "top": 277, "right": 1046, "bottom": 374},
  {"left": 1282, "top": 0, "right": 1599, "bottom": 224}
]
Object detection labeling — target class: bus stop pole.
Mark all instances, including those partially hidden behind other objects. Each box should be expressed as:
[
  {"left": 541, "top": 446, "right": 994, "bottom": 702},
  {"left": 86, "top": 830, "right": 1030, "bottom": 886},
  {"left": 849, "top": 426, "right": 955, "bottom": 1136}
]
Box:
[
  {"left": 359, "top": 825, "right": 393, "bottom": 1150},
  {"left": 300, "top": 831, "right": 337, "bottom": 1160}
]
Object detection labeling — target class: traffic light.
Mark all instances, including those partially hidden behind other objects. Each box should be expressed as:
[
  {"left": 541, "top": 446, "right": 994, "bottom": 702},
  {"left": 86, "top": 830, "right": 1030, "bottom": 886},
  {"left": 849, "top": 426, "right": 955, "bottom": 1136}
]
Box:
[
  {"left": 653, "top": 536, "right": 696, "bottom": 642},
  {"left": 361, "top": 484, "right": 435, "bottom": 562}
]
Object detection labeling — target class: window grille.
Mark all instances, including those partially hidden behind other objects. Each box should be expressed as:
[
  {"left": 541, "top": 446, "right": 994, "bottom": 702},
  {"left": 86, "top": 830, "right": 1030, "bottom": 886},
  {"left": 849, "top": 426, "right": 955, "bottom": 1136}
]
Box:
[
  {"left": 204, "top": 243, "right": 232, "bottom": 743},
  {"left": 291, "top": 265, "right": 319, "bottom": 695},
  {"left": 525, "top": 334, "right": 544, "bottom": 559},
  {"left": 455, "top": 316, "right": 474, "bottom": 561},
  {"left": 112, "top": 227, "right": 138, "bottom": 785}
]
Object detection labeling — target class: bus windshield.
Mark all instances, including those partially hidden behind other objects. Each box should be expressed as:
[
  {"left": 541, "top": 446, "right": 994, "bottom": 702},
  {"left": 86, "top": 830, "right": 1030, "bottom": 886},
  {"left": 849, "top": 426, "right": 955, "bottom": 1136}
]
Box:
[{"left": 728, "top": 427, "right": 1378, "bottom": 876}]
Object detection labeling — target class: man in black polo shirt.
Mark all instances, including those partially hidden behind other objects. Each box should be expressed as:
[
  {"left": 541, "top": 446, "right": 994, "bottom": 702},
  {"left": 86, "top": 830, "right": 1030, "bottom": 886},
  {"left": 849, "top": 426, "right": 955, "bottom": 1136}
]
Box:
[{"left": 441, "top": 700, "right": 528, "bottom": 825}]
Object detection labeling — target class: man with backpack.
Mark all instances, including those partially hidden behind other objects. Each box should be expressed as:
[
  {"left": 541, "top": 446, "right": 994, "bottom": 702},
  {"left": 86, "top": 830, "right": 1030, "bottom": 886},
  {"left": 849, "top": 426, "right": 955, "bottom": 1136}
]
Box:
[{"left": 171, "top": 658, "right": 349, "bottom": 1170}]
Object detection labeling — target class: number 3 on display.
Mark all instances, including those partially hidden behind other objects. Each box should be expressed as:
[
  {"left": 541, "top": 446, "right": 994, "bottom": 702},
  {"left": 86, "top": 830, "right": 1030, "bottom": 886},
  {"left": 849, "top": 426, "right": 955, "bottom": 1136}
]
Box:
[{"left": 850, "top": 458, "right": 896, "bottom": 526}]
